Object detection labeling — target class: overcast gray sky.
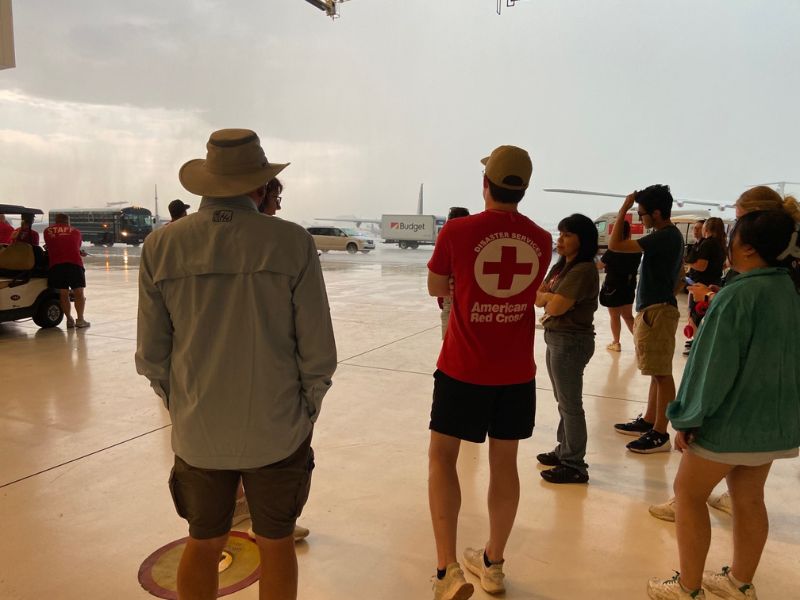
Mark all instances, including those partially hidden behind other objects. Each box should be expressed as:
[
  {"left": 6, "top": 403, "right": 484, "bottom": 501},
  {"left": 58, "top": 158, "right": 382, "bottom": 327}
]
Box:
[{"left": 1, "top": 0, "right": 798, "bottom": 228}]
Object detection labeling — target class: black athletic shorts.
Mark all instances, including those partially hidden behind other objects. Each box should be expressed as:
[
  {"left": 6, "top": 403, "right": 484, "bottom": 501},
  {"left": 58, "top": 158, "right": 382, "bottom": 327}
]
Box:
[
  {"left": 430, "top": 370, "right": 536, "bottom": 443},
  {"left": 48, "top": 263, "right": 86, "bottom": 290}
]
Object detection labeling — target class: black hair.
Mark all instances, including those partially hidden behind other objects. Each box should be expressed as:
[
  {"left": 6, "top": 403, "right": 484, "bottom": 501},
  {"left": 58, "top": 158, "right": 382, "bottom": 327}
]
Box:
[
  {"left": 636, "top": 184, "right": 674, "bottom": 220},
  {"left": 548, "top": 213, "right": 600, "bottom": 279},
  {"left": 730, "top": 209, "right": 800, "bottom": 292},
  {"left": 447, "top": 206, "right": 470, "bottom": 220},
  {"left": 21, "top": 213, "right": 34, "bottom": 226},
  {"left": 487, "top": 179, "right": 525, "bottom": 204}
]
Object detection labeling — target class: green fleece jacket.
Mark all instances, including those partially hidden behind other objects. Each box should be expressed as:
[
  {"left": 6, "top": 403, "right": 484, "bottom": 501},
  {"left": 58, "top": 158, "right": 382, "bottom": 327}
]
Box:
[{"left": 668, "top": 267, "right": 800, "bottom": 453}]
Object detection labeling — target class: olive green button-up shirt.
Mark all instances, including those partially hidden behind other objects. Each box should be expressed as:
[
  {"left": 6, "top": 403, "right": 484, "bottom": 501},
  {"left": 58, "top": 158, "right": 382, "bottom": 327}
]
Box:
[{"left": 136, "top": 196, "right": 337, "bottom": 469}]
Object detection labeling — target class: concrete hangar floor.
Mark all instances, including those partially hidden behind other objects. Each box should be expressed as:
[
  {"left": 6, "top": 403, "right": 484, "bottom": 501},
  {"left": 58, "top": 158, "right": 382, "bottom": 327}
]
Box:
[{"left": 0, "top": 244, "right": 797, "bottom": 600}]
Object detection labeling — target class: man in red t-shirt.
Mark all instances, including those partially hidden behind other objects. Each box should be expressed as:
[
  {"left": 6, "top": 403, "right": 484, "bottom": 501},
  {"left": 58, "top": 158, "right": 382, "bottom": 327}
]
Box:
[
  {"left": 0, "top": 214, "right": 14, "bottom": 245},
  {"left": 44, "top": 213, "right": 90, "bottom": 328},
  {"left": 11, "top": 213, "right": 40, "bottom": 246},
  {"left": 426, "top": 145, "right": 552, "bottom": 599}
]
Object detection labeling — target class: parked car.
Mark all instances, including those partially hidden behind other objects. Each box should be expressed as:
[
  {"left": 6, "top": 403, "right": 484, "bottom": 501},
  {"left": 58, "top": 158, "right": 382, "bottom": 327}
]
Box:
[{"left": 307, "top": 226, "right": 375, "bottom": 254}]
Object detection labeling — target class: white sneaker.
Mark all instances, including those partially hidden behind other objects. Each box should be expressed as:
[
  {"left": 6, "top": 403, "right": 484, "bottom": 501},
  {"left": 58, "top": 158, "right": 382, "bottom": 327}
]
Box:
[
  {"left": 463, "top": 547, "right": 505, "bottom": 594},
  {"left": 65, "top": 316, "right": 75, "bottom": 329},
  {"left": 647, "top": 573, "right": 706, "bottom": 599},
  {"left": 231, "top": 497, "right": 250, "bottom": 526},
  {"left": 708, "top": 491, "right": 733, "bottom": 515},
  {"left": 75, "top": 318, "right": 91, "bottom": 328},
  {"left": 703, "top": 567, "right": 757, "bottom": 599},
  {"left": 649, "top": 497, "right": 676, "bottom": 522},
  {"left": 246, "top": 524, "right": 311, "bottom": 542},
  {"left": 607, "top": 341, "right": 622, "bottom": 352},
  {"left": 432, "top": 563, "right": 474, "bottom": 600}
]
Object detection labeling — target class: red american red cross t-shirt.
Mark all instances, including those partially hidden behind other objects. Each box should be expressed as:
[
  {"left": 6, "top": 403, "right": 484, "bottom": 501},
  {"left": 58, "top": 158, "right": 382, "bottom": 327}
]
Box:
[
  {"left": 44, "top": 225, "right": 83, "bottom": 267},
  {"left": 428, "top": 209, "right": 552, "bottom": 385}
]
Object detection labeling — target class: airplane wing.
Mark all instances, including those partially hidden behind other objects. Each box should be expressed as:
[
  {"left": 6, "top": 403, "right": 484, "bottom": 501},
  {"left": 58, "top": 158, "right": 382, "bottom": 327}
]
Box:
[
  {"left": 676, "top": 200, "right": 735, "bottom": 210},
  {"left": 543, "top": 188, "right": 733, "bottom": 211},
  {"left": 314, "top": 217, "right": 382, "bottom": 225},
  {"left": 542, "top": 188, "right": 626, "bottom": 199}
]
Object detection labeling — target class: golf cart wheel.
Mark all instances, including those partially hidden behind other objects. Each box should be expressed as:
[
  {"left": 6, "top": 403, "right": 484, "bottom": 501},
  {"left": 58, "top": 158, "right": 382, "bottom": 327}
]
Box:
[
  {"left": 33, "top": 297, "right": 64, "bottom": 328},
  {"left": 346, "top": 243, "right": 358, "bottom": 254}
]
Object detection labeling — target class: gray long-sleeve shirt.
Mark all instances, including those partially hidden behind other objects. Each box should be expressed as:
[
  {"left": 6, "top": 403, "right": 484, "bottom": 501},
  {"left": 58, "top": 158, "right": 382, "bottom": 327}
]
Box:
[{"left": 135, "top": 196, "right": 337, "bottom": 469}]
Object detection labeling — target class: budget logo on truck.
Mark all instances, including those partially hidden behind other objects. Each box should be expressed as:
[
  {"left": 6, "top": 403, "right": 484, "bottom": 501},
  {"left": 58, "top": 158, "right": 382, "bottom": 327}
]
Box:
[{"left": 390, "top": 222, "right": 426, "bottom": 233}]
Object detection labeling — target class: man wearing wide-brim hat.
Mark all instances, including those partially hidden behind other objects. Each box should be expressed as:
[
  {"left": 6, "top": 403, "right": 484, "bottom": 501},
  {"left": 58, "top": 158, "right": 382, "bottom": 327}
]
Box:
[{"left": 136, "top": 129, "right": 337, "bottom": 599}]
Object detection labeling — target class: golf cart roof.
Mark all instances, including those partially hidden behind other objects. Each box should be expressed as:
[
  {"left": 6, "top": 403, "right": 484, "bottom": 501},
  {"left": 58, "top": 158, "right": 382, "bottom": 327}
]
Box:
[{"left": 0, "top": 204, "right": 44, "bottom": 215}]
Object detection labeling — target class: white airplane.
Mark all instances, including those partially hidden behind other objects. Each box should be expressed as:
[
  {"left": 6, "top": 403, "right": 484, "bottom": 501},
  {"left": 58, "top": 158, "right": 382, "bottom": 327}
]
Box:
[
  {"left": 314, "top": 183, "right": 426, "bottom": 227},
  {"left": 544, "top": 181, "right": 799, "bottom": 212}
]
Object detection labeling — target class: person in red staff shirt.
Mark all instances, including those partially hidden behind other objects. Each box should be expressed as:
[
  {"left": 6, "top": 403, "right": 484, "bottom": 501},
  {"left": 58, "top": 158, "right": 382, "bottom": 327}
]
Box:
[
  {"left": 0, "top": 214, "right": 14, "bottom": 245},
  {"left": 426, "top": 145, "right": 552, "bottom": 600},
  {"left": 11, "top": 213, "right": 40, "bottom": 246},
  {"left": 44, "top": 214, "right": 90, "bottom": 328}
]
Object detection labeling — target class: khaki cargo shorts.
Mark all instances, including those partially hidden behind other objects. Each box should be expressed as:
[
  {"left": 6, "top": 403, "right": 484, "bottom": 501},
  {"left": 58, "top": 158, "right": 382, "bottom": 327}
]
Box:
[
  {"left": 169, "top": 434, "right": 314, "bottom": 540},
  {"left": 634, "top": 303, "right": 680, "bottom": 376}
]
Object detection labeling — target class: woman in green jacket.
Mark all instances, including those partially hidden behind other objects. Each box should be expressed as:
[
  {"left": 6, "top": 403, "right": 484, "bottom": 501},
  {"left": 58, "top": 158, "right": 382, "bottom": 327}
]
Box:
[{"left": 647, "top": 203, "right": 800, "bottom": 600}]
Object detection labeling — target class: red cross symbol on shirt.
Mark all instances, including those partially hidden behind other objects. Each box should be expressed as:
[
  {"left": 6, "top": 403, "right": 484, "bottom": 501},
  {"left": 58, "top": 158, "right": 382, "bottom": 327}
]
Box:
[{"left": 482, "top": 245, "right": 533, "bottom": 290}]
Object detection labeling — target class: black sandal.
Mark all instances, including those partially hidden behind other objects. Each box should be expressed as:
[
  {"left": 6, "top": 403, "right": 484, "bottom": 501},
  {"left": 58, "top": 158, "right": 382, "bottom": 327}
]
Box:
[{"left": 540, "top": 465, "right": 589, "bottom": 484}]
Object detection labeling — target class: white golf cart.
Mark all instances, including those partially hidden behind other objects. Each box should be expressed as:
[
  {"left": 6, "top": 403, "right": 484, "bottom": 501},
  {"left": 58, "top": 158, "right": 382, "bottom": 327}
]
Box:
[{"left": 0, "top": 204, "right": 64, "bottom": 328}]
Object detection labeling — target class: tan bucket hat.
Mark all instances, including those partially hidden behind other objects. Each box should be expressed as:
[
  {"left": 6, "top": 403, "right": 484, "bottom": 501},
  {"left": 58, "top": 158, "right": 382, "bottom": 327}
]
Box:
[
  {"left": 481, "top": 145, "right": 532, "bottom": 191},
  {"left": 179, "top": 129, "right": 289, "bottom": 197}
]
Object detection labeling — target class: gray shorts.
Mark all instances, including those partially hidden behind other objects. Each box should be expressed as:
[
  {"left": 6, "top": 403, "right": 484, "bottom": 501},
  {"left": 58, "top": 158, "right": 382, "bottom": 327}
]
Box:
[{"left": 169, "top": 434, "right": 314, "bottom": 539}]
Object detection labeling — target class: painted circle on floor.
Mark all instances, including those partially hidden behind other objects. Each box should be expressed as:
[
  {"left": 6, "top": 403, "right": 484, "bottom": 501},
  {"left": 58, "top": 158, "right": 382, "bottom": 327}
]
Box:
[{"left": 138, "top": 531, "right": 261, "bottom": 599}]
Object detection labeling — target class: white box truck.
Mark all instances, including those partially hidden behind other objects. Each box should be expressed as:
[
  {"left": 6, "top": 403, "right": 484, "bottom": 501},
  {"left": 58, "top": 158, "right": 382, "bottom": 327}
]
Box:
[{"left": 380, "top": 214, "right": 442, "bottom": 249}]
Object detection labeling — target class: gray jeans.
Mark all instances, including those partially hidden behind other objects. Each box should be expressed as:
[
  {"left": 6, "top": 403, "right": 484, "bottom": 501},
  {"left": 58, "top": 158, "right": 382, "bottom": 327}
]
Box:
[{"left": 544, "top": 329, "right": 595, "bottom": 475}]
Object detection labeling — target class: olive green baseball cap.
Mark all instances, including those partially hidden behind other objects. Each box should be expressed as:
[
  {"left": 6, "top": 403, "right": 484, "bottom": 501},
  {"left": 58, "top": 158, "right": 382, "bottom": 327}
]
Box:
[{"left": 480, "top": 145, "right": 532, "bottom": 190}]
